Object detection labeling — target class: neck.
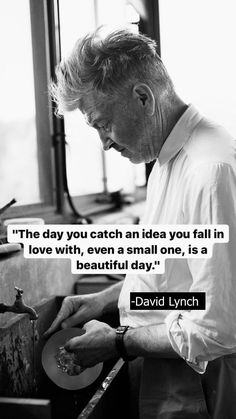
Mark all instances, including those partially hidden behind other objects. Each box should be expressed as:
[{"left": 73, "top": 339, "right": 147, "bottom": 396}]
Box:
[
  {"left": 155, "top": 96, "right": 188, "bottom": 153},
  {"left": 170, "top": 100, "right": 188, "bottom": 132}
]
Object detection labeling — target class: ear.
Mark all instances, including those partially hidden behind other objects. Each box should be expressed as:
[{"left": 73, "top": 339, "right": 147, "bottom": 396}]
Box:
[{"left": 132, "top": 83, "right": 155, "bottom": 115}]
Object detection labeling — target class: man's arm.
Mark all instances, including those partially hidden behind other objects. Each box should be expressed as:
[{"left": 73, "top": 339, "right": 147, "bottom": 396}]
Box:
[
  {"left": 64, "top": 319, "right": 178, "bottom": 367},
  {"left": 46, "top": 279, "right": 178, "bottom": 366},
  {"left": 99, "top": 280, "right": 124, "bottom": 314},
  {"left": 165, "top": 161, "right": 236, "bottom": 373},
  {"left": 124, "top": 323, "right": 178, "bottom": 359},
  {"left": 45, "top": 281, "right": 123, "bottom": 336}
]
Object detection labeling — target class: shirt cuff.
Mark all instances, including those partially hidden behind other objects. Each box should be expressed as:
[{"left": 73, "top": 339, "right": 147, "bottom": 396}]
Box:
[{"left": 165, "top": 311, "right": 208, "bottom": 374}]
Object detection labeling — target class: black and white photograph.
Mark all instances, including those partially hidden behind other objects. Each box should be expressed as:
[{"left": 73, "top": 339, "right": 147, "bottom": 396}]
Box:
[{"left": 0, "top": 1, "right": 236, "bottom": 418}]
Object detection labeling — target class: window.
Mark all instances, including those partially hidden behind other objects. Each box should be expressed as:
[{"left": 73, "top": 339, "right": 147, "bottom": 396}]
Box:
[
  {"left": 0, "top": 0, "right": 53, "bottom": 216},
  {"left": 1, "top": 0, "right": 146, "bottom": 221},
  {"left": 5, "top": 1, "right": 233, "bottom": 221},
  {"left": 0, "top": 1, "right": 39, "bottom": 206},
  {"left": 59, "top": 0, "right": 146, "bottom": 198}
]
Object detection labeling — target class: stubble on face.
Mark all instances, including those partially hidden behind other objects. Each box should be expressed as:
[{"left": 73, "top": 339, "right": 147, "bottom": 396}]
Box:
[{"left": 81, "top": 90, "right": 159, "bottom": 164}]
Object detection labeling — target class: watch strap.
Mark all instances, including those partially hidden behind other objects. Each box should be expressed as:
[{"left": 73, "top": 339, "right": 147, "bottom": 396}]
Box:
[{"left": 115, "top": 325, "right": 135, "bottom": 361}]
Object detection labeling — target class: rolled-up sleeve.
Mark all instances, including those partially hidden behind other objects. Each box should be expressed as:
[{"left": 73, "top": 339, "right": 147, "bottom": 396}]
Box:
[{"left": 165, "top": 162, "right": 236, "bottom": 373}]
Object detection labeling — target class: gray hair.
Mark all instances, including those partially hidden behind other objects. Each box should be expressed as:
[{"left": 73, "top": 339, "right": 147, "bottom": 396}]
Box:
[{"left": 50, "top": 29, "right": 174, "bottom": 115}]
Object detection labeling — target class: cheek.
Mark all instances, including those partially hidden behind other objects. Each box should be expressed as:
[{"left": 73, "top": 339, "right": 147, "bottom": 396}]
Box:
[
  {"left": 112, "top": 110, "right": 146, "bottom": 149},
  {"left": 112, "top": 125, "right": 131, "bottom": 146},
  {"left": 120, "top": 120, "right": 142, "bottom": 145}
]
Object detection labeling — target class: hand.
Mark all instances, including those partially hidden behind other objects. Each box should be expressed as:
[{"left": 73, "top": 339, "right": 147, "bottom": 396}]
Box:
[
  {"left": 44, "top": 293, "right": 105, "bottom": 337},
  {"left": 64, "top": 319, "right": 118, "bottom": 367}
]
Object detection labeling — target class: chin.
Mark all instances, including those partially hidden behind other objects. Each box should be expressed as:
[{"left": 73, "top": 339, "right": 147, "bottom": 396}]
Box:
[
  {"left": 128, "top": 156, "right": 144, "bottom": 164},
  {"left": 144, "top": 156, "right": 156, "bottom": 164},
  {"left": 126, "top": 148, "right": 156, "bottom": 164},
  {"left": 129, "top": 154, "right": 154, "bottom": 164}
]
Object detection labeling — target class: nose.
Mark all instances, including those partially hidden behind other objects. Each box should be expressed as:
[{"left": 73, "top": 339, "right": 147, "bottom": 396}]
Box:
[{"left": 101, "top": 136, "right": 113, "bottom": 151}]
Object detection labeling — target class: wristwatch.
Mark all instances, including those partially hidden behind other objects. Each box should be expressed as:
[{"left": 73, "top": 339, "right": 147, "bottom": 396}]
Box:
[{"left": 115, "top": 325, "right": 136, "bottom": 361}]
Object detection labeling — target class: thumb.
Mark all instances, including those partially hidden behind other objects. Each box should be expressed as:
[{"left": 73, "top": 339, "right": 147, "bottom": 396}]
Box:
[
  {"left": 44, "top": 297, "right": 75, "bottom": 337},
  {"left": 82, "top": 319, "right": 97, "bottom": 332},
  {"left": 64, "top": 335, "right": 84, "bottom": 352},
  {"left": 44, "top": 311, "right": 68, "bottom": 337}
]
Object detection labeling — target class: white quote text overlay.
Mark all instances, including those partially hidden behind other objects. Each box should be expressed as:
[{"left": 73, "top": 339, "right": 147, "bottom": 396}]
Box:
[{"left": 7, "top": 224, "right": 229, "bottom": 274}]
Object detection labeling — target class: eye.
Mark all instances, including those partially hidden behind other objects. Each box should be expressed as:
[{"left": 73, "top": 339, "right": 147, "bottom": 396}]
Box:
[{"left": 97, "top": 122, "right": 111, "bottom": 133}]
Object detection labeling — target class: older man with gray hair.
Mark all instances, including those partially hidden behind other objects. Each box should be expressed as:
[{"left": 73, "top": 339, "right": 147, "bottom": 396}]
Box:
[{"left": 47, "top": 29, "right": 236, "bottom": 418}]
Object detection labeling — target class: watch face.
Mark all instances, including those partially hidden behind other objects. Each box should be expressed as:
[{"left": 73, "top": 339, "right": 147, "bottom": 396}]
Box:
[{"left": 117, "top": 326, "right": 129, "bottom": 333}]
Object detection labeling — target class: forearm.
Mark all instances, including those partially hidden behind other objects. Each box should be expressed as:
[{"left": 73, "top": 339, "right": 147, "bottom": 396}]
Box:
[
  {"left": 99, "top": 280, "right": 124, "bottom": 314},
  {"left": 99, "top": 283, "right": 179, "bottom": 359},
  {"left": 124, "top": 323, "right": 179, "bottom": 359}
]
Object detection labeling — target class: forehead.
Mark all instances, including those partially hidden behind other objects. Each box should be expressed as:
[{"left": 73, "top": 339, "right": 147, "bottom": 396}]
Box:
[{"left": 82, "top": 92, "right": 113, "bottom": 125}]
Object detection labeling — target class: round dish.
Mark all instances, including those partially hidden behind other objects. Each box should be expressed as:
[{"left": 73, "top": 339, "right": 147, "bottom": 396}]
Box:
[{"left": 42, "top": 328, "right": 103, "bottom": 390}]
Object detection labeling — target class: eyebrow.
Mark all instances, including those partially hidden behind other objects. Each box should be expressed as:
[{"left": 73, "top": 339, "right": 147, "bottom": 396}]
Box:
[
  {"left": 84, "top": 113, "right": 94, "bottom": 127},
  {"left": 84, "top": 109, "right": 97, "bottom": 124},
  {"left": 85, "top": 113, "right": 108, "bottom": 128},
  {"left": 86, "top": 117, "right": 100, "bottom": 128}
]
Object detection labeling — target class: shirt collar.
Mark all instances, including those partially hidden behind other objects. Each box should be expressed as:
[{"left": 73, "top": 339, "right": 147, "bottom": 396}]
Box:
[{"left": 158, "top": 104, "right": 203, "bottom": 166}]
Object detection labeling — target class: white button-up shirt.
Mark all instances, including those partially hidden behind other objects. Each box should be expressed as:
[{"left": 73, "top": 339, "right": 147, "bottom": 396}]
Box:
[{"left": 118, "top": 105, "right": 236, "bottom": 373}]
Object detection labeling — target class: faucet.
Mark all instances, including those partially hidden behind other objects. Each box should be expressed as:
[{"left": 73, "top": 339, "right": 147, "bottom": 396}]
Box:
[{"left": 0, "top": 286, "right": 38, "bottom": 320}]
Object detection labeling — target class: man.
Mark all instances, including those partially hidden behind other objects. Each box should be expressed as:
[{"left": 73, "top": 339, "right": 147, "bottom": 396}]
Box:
[{"left": 46, "top": 29, "right": 236, "bottom": 418}]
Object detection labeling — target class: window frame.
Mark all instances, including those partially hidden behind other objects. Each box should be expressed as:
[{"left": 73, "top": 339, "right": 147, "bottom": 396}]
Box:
[
  {"left": 2, "top": 0, "right": 57, "bottom": 221},
  {"left": 138, "top": 0, "right": 161, "bottom": 181},
  {"left": 3, "top": 0, "right": 67, "bottom": 222},
  {"left": 2, "top": 0, "right": 150, "bottom": 224}
]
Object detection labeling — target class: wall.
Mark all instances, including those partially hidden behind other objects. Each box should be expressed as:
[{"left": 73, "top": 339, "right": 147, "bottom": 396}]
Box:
[{"left": 0, "top": 250, "right": 77, "bottom": 327}]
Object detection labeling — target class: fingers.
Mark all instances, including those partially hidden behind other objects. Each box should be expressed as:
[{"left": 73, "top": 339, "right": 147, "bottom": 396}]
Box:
[
  {"left": 64, "top": 320, "right": 109, "bottom": 351},
  {"left": 43, "top": 295, "right": 101, "bottom": 339},
  {"left": 82, "top": 319, "right": 98, "bottom": 331},
  {"left": 64, "top": 336, "right": 82, "bottom": 352},
  {"left": 63, "top": 320, "right": 115, "bottom": 367},
  {"left": 60, "top": 306, "right": 88, "bottom": 329},
  {"left": 44, "top": 296, "right": 78, "bottom": 337}
]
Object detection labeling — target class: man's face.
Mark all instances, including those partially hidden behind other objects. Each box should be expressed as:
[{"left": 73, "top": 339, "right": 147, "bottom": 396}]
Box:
[{"left": 82, "top": 91, "right": 158, "bottom": 164}]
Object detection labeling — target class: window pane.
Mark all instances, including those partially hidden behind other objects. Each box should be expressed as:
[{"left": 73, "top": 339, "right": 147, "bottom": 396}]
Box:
[
  {"left": 159, "top": 0, "right": 236, "bottom": 137},
  {"left": 0, "top": 0, "right": 40, "bottom": 207},
  {"left": 59, "top": 0, "right": 104, "bottom": 195},
  {"left": 64, "top": 110, "right": 104, "bottom": 195},
  {"left": 59, "top": 0, "right": 145, "bottom": 197}
]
